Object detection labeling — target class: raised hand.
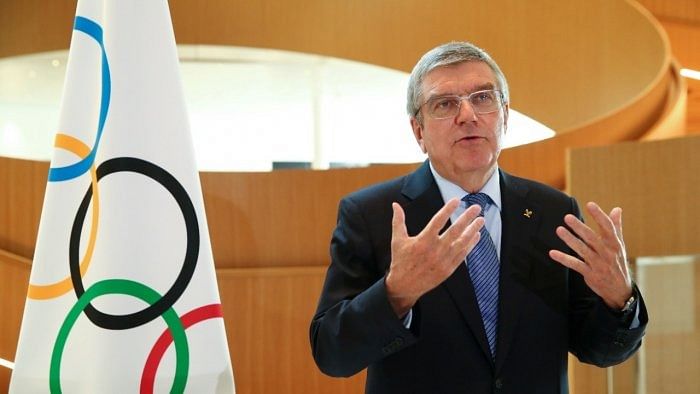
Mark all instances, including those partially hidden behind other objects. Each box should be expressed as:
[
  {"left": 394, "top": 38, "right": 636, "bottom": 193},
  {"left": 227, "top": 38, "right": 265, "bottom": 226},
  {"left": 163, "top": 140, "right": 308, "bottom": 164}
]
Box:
[
  {"left": 549, "top": 202, "right": 633, "bottom": 310},
  {"left": 385, "top": 198, "right": 485, "bottom": 317}
]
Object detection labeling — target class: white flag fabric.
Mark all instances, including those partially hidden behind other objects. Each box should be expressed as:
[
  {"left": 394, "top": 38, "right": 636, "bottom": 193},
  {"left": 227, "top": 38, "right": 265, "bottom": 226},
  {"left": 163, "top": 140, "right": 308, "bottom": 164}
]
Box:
[{"left": 10, "top": 1, "right": 235, "bottom": 393}]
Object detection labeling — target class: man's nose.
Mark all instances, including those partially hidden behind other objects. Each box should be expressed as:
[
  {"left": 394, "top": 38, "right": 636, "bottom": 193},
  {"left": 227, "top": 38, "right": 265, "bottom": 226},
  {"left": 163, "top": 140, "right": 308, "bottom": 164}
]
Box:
[{"left": 454, "top": 98, "right": 477, "bottom": 123}]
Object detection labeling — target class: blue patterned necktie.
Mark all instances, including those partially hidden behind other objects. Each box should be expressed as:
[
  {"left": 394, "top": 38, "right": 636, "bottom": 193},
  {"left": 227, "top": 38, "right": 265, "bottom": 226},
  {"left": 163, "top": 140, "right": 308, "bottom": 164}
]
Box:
[{"left": 463, "top": 193, "right": 500, "bottom": 359}]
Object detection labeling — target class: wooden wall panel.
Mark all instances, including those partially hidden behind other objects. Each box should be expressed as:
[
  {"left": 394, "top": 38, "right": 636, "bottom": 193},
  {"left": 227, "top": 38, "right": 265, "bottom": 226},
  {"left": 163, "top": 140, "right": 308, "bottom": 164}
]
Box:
[
  {"left": 641, "top": 61, "right": 688, "bottom": 141},
  {"left": 0, "top": 157, "right": 416, "bottom": 266},
  {"left": 0, "top": 250, "right": 31, "bottom": 393},
  {"left": 634, "top": 257, "right": 700, "bottom": 393},
  {"left": 500, "top": 65, "right": 679, "bottom": 188},
  {"left": 0, "top": 0, "right": 74, "bottom": 57},
  {"left": 201, "top": 164, "right": 417, "bottom": 268},
  {"left": 685, "top": 78, "right": 700, "bottom": 134},
  {"left": 573, "top": 256, "right": 700, "bottom": 394},
  {"left": 0, "top": 367, "right": 9, "bottom": 394},
  {"left": 218, "top": 267, "right": 365, "bottom": 394},
  {"left": 0, "top": 157, "right": 48, "bottom": 258},
  {"left": 638, "top": 0, "right": 700, "bottom": 24},
  {"left": 568, "top": 135, "right": 700, "bottom": 394},
  {"left": 568, "top": 134, "right": 700, "bottom": 258},
  {"left": 659, "top": 19, "right": 700, "bottom": 68},
  {"left": 658, "top": 19, "right": 700, "bottom": 134}
]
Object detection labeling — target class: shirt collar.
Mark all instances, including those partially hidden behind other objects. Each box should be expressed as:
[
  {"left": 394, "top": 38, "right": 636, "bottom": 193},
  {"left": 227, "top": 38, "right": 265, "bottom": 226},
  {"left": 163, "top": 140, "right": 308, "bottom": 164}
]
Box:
[{"left": 429, "top": 162, "right": 502, "bottom": 211}]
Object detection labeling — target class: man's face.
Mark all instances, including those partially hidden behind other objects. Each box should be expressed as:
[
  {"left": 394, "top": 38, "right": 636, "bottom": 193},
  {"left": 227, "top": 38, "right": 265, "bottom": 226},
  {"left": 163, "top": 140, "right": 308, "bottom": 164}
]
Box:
[{"left": 411, "top": 61, "right": 508, "bottom": 185}]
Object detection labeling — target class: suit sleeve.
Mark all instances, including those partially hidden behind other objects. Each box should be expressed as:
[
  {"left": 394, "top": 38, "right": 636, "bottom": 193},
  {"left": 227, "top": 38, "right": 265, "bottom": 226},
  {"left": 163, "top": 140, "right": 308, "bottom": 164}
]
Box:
[
  {"left": 309, "top": 197, "right": 417, "bottom": 377},
  {"left": 566, "top": 197, "right": 649, "bottom": 367}
]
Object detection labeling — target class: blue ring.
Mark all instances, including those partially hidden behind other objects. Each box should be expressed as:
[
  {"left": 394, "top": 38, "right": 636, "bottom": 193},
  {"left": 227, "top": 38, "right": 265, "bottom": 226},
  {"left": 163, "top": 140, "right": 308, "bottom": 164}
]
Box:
[{"left": 49, "top": 16, "right": 111, "bottom": 182}]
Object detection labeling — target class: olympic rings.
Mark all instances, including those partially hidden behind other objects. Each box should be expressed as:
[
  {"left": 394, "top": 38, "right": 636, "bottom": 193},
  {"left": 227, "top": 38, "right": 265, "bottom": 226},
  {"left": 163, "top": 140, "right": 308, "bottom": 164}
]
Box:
[
  {"left": 34, "top": 15, "right": 223, "bottom": 392},
  {"left": 50, "top": 279, "right": 189, "bottom": 394},
  {"left": 48, "top": 16, "right": 111, "bottom": 183},
  {"left": 140, "top": 304, "right": 223, "bottom": 394},
  {"left": 28, "top": 134, "right": 100, "bottom": 300},
  {"left": 70, "top": 157, "right": 199, "bottom": 330}
]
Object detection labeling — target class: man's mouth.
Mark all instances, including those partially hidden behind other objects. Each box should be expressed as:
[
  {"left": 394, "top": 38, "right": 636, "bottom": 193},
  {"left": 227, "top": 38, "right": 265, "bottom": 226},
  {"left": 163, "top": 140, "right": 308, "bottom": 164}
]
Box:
[{"left": 455, "top": 136, "right": 483, "bottom": 144}]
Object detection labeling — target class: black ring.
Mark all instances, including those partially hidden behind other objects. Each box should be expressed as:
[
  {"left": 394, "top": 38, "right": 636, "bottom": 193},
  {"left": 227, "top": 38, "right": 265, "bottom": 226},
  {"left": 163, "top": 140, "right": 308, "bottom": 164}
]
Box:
[{"left": 70, "top": 157, "right": 199, "bottom": 330}]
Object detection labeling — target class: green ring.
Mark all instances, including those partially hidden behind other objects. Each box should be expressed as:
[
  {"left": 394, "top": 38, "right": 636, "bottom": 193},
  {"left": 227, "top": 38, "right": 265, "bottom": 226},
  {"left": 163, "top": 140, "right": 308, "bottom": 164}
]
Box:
[{"left": 49, "top": 279, "right": 189, "bottom": 393}]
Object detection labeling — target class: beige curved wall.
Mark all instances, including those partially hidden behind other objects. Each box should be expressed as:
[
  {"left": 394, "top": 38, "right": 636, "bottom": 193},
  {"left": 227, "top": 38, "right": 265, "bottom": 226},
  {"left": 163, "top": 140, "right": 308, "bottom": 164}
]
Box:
[
  {"left": 0, "top": 0, "right": 671, "bottom": 133},
  {"left": 0, "top": 0, "right": 680, "bottom": 190}
]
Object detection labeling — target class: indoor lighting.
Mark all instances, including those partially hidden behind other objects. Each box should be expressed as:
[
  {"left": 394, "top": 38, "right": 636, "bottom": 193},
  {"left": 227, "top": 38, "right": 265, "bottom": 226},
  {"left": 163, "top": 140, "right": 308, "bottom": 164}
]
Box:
[
  {"left": 0, "top": 357, "right": 14, "bottom": 370},
  {"left": 680, "top": 68, "right": 700, "bottom": 81}
]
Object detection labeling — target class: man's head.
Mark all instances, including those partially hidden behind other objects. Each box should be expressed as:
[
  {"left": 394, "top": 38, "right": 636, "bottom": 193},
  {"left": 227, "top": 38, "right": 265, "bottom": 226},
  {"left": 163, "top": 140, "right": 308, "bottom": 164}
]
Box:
[
  {"left": 407, "top": 42, "right": 510, "bottom": 190},
  {"left": 407, "top": 42, "right": 509, "bottom": 122}
]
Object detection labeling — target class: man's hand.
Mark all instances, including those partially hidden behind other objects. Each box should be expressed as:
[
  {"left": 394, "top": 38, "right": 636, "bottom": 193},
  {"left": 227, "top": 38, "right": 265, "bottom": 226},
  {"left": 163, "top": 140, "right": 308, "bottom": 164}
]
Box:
[
  {"left": 385, "top": 198, "right": 484, "bottom": 317},
  {"left": 549, "top": 202, "right": 633, "bottom": 310}
]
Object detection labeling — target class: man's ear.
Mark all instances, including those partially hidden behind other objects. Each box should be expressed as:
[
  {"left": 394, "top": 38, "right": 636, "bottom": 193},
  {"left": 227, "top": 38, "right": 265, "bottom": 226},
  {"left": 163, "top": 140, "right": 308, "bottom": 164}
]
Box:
[
  {"left": 410, "top": 117, "right": 427, "bottom": 153},
  {"left": 503, "top": 104, "right": 509, "bottom": 133}
]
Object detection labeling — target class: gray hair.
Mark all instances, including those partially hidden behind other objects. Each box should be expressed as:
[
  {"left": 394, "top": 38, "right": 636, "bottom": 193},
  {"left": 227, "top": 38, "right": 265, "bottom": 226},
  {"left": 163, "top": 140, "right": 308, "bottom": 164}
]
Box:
[{"left": 406, "top": 41, "right": 510, "bottom": 119}]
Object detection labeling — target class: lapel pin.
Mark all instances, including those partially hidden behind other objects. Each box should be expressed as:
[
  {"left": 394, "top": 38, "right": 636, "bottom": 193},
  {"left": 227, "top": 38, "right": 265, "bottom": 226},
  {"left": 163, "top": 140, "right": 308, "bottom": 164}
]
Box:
[{"left": 523, "top": 209, "right": 533, "bottom": 218}]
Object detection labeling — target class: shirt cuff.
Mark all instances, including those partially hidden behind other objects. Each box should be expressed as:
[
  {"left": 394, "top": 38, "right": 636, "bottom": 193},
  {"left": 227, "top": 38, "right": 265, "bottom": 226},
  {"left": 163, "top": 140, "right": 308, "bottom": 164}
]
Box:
[{"left": 401, "top": 308, "right": 413, "bottom": 329}]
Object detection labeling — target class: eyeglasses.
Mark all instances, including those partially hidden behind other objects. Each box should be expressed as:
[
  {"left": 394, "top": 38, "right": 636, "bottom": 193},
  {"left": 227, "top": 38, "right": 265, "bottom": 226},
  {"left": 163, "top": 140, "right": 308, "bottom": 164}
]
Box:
[{"left": 417, "top": 89, "right": 505, "bottom": 119}]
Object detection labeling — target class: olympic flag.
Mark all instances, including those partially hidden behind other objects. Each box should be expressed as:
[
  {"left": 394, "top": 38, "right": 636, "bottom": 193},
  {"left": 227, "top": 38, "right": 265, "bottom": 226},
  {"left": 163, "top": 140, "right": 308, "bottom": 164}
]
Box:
[{"left": 9, "top": 1, "right": 235, "bottom": 392}]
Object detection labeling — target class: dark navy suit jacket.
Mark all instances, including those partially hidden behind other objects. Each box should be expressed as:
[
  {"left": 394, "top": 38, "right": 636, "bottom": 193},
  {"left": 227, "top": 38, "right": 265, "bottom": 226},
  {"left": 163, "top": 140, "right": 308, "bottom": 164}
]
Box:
[{"left": 310, "top": 161, "right": 647, "bottom": 393}]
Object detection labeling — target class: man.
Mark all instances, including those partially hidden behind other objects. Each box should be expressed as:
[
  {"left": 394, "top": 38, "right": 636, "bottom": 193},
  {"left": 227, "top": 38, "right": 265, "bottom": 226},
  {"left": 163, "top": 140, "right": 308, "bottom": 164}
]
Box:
[{"left": 310, "top": 42, "right": 647, "bottom": 393}]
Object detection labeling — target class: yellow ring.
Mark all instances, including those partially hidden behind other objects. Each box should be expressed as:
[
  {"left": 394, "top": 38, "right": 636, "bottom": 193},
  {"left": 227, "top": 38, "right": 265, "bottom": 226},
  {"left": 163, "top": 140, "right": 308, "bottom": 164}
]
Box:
[{"left": 27, "top": 133, "right": 100, "bottom": 300}]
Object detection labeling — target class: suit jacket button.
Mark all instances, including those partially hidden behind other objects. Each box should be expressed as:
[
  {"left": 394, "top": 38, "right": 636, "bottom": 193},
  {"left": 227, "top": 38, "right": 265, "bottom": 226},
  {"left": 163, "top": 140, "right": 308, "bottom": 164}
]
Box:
[{"left": 494, "top": 378, "right": 503, "bottom": 389}]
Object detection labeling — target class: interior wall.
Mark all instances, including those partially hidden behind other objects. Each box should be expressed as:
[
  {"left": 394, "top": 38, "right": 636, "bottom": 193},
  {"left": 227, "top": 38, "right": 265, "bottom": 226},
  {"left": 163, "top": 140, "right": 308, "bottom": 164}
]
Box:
[
  {"left": 638, "top": 0, "right": 700, "bottom": 24},
  {"left": 657, "top": 19, "right": 700, "bottom": 133},
  {"left": 567, "top": 134, "right": 700, "bottom": 393},
  {"left": 568, "top": 135, "right": 699, "bottom": 258},
  {"left": 0, "top": 157, "right": 48, "bottom": 259},
  {"left": 0, "top": 251, "right": 31, "bottom": 391},
  {"left": 0, "top": 0, "right": 669, "bottom": 134}
]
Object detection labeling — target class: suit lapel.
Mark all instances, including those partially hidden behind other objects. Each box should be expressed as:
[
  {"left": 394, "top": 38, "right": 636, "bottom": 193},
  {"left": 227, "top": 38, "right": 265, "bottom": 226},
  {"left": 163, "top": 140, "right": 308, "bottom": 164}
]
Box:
[
  {"left": 495, "top": 171, "right": 542, "bottom": 372},
  {"left": 401, "top": 161, "right": 494, "bottom": 362},
  {"left": 401, "top": 162, "right": 444, "bottom": 238}
]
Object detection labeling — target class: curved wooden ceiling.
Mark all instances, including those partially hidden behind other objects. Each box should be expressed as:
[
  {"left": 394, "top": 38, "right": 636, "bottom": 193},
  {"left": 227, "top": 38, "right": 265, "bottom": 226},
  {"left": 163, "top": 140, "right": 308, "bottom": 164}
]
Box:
[
  {"left": 0, "top": 0, "right": 683, "bottom": 188},
  {"left": 0, "top": 0, "right": 686, "bottom": 261},
  {"left": 0, "top": 1, "right": 668, "bottom": 129}
]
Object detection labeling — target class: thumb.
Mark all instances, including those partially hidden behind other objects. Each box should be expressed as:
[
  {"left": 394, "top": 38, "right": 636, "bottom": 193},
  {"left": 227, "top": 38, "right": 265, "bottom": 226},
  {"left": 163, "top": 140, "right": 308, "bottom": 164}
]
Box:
[{"left": 392, "top": 202, "right": 408, "bottom": 240}]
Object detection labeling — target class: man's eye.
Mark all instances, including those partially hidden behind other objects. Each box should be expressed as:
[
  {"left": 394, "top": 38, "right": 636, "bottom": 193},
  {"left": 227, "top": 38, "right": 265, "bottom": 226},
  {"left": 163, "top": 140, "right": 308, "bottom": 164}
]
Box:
[
  {"left": 472, "top": 92, "right": 495, "bottom": 104},
  {"left": 433, "top": 98, "right": 458, "bottom": 110}
]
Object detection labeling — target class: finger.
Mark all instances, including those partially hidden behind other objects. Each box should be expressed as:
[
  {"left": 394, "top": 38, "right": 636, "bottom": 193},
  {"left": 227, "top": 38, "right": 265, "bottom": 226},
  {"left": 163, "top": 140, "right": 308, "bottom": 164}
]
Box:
[
  {"left": 451, "top": 216, "right": 484, "bottom": 259},
  {"left": 441, "top": 204, "right": 481, "bottom": 242},
  {"left": 424, "top": 198, "right": 462, "bottom": 236},
  {"left": 555, "top": 225, "right": 594, "bottom": 261},
  {"left": 585, "top": 202, "right": 628, "bottom": 258},
  {"left": 563, "top": 214, "right": 605, "bottom": 255},
  {"left": 609, "top": 206, "right": 629, "bottom": 269},
  {"left": 610, "top": 207, "right": 624, "bottom": 243},
  {"left": 584, "top": 202, "right": 618, "bottom": 243},
  {"left": 549, "top": 249, "right": 591, "bottom": 275},
  {"left": 441, "top": 217, "right": 484, "bottom": 273},
  {"left": 391, "top": 202, "right": 408, "bottom": 240}
]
